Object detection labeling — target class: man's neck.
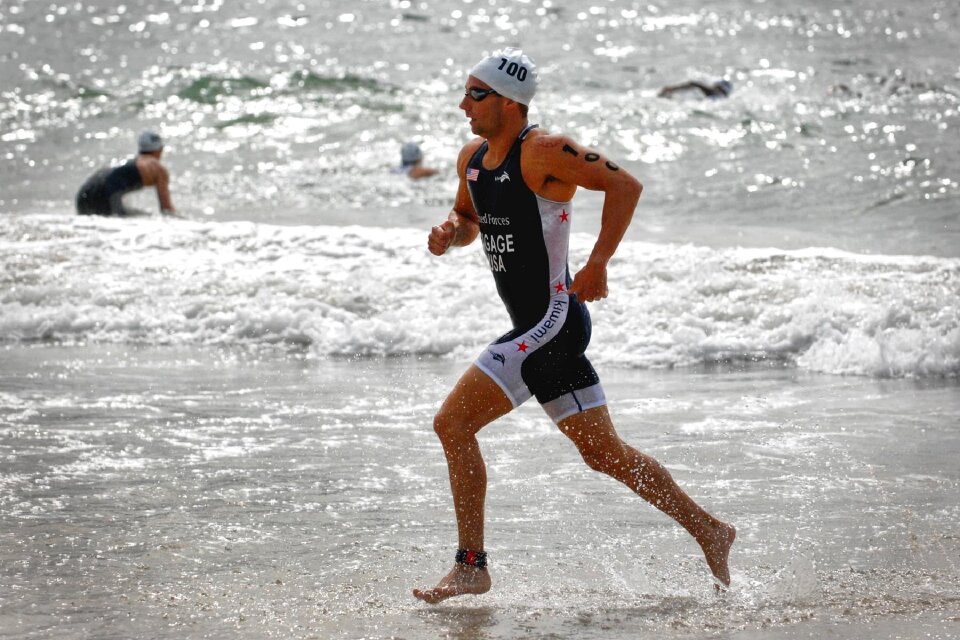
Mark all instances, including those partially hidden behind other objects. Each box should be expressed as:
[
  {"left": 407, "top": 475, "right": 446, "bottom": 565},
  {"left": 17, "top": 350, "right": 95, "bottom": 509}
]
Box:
[{"left": 484, "top": 118, "right": 529, "bottom": 164}]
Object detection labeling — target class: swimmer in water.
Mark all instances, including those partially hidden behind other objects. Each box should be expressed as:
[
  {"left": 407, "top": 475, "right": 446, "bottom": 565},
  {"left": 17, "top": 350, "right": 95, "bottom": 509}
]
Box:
[
  {"left": 659, "top": 79, "right": 733, "bottom": 99},
  {"left": 76, "top": 130, "right": 177, "bottom": 216},
  {"left": 397, "top": 141, "right": 438, "bottom": 180},
  {"left": 413, "top": 48, "right": 736, "bottom": 605}
]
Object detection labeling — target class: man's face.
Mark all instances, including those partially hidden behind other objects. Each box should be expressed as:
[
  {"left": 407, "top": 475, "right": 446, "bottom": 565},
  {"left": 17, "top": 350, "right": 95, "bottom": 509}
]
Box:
[{"left": 459, "top": 76, "right": 504, "bottom": 137}]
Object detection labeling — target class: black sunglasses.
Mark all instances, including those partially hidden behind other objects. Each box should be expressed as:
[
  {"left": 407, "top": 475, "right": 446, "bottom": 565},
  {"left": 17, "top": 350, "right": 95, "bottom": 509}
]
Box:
[{"left": 465, "top": 87, "right": 500, "bottom": 102}]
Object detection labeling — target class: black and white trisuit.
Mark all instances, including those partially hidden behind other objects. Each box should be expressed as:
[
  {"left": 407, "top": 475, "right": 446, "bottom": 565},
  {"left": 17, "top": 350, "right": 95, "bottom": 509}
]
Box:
[{"left": 467, "top": 124, "right": 606, "bottom": 423}]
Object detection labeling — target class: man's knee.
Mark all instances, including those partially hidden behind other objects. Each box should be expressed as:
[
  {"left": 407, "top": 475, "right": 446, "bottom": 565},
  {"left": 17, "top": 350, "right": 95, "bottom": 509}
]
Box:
[
  {"left": 579, "top": 447, "right": 611, "bottom": 473},
  {"left": 433, "top": 409, "right": 465, "bottom": 444},
  {"left": 576, "top": 438, "right": 625, "bottom": 474}
]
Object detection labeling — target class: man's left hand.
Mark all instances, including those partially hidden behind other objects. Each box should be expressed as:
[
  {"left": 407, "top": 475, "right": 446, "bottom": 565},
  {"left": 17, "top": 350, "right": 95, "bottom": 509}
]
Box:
[{"left": 568, "top": 262, "right": 609, "bottom": 302}]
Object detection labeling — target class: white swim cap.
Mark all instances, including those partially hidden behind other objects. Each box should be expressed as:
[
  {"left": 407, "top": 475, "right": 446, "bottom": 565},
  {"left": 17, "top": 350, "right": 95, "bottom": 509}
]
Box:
[
  {"left": 138, "top": 129, "right": 163, "bottom": 153},
  {"left": 468, "top": 47, "right": 538, "bottom": 106}
]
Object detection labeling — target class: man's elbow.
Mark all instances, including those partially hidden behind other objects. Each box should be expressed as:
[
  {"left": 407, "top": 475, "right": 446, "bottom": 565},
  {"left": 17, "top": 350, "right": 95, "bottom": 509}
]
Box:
[{"left": 621, "top": 174, "right": 643, "bottom": 203}]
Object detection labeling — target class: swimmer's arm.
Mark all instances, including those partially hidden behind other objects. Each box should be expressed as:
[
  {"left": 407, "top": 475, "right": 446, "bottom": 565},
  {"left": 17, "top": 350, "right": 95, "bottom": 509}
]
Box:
[
  {"left": 429, "top": 141, "right": 481, "bottom": 255},
  {"left": 532, "top": 135, "right": 643, "bottom": 301},
  {"left": 409, "top": 165, "right": 439, "bottom": 180},
  {"left": 155, "top": 165, "right": 176, "bottom": 214},
  {"left": 659, "top": 81, "right": 715, "bottom": 98},
  {"left": 658, "top": 81, "right": 689, "bottom": 97}
]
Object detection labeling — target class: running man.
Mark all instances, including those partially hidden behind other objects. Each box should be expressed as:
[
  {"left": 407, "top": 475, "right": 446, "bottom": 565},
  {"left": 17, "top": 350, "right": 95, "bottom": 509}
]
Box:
[
  {"left": 76, "top": 130, "right": 176, "bottom": 216},
  {"left": 413, "top": 48, "right": 735, "bottom": 604}
]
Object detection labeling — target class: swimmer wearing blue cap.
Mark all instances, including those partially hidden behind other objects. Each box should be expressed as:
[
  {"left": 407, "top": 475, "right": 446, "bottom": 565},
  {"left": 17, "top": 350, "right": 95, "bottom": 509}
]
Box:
[
  {"left": 397, "top": 142, "right": 438, "bottom": 180},
  {"left": 414, "top": 48, "right": 736, "bottom": 604},
  {"left": 75, "top": 130, "right": 177, "bottom": 216}
]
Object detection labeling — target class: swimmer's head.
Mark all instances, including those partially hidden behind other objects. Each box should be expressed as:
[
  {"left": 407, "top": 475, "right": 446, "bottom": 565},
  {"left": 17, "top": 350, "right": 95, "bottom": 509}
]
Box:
[
  {"left": 715, "top": 79, "right": 733, "bottom": 96},
  {"left": 468, "top": 47, "right": 538, "bottom": 106},
  {"left": 401, "top": 142, "right": 423, "bottom": 166},
  {"left": 138, "top": 130, "right": 164, "bottom": 153}
]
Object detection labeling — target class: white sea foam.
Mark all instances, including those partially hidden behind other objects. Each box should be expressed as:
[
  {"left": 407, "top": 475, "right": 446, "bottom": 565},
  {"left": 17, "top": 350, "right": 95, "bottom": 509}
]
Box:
[{"left": 2, "top": 214, "right": 957, "bottom": 378}]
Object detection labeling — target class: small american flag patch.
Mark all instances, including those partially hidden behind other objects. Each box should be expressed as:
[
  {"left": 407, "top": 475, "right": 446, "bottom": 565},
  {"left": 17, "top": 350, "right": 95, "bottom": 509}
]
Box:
[{"left": 466, "top": 168, "right": 480, "bottom": 182}]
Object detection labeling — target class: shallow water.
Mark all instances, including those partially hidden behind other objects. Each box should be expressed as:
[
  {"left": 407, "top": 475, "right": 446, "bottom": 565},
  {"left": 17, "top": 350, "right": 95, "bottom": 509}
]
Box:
[{"left": 2, "top": 346, "right": 958, "bottom": 639}]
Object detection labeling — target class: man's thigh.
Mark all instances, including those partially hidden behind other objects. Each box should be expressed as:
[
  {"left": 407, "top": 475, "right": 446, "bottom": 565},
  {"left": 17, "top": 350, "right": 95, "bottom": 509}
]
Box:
[{"left": 436, "top": 364, "right": 514, "bottom": 436}]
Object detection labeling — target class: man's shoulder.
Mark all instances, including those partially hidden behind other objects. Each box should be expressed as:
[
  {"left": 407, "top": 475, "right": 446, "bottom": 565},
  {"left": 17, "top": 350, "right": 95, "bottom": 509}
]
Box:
[
  {"left": 459, "top": 137, "right": 485, "bottom": 156},
  {"left": 135, "top": 155, "right": 164, "bottom": 170},
  {"left": 523, "top": 129, "right": 573, "bottom": 153},
  {"left": 135, "top": 155, "right": 169, "bottom": 184},
  {"left": 519, "top": 129, "right": 586, "bottom": 200},
  {"left": 521, "top": 130, "right": 580, "bottom": 169},
  {"left": 456, "top": 137, "right": 486, "bottom": 171}
]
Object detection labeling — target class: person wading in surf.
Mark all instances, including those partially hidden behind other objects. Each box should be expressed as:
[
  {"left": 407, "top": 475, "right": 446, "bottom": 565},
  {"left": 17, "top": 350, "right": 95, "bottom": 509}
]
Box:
[
  {"left": 413, "top": 48, "right": 736, "bottom": 604},
  {"left": 75, "top": 130, "right": 177, "bottom": 217}
]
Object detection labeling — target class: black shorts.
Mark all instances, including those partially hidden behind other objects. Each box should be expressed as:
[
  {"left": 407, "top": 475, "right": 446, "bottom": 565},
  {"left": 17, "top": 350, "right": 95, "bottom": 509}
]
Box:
[{"left": 474, "top": 295, "right": 606, "bottom": 423}]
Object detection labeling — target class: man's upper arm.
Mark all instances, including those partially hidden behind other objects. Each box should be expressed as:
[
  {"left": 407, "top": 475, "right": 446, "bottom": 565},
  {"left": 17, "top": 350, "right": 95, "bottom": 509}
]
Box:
[
  {"left": 452, "top": 139, "right": 483, "bottom": 224},
  {"left": 528, "top": 134, "right": 640, "bottom": 195},
  {"left": 155, "top": 165, "right": 174, "bottom": 211}
]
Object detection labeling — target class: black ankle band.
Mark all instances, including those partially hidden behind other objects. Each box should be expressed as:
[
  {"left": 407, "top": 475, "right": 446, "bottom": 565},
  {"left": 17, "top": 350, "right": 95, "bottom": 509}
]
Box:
[{"left": 455, "top": 549, "right": 488, "bottom": 569}]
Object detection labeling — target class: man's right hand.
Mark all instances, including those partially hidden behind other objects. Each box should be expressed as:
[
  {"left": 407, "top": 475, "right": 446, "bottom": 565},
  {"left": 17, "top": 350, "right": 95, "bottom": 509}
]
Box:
[{"left": 428, "top": 220, "right": 456, "bottom": 256}]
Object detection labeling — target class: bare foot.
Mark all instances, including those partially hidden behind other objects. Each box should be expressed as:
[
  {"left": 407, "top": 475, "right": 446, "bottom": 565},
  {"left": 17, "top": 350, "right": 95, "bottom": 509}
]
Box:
[
  {"left": 699, "top": 521, "right": 736, "bottom": 588},
  {"left": 413, "top": 564, "right": 491, "bottom": 604}
]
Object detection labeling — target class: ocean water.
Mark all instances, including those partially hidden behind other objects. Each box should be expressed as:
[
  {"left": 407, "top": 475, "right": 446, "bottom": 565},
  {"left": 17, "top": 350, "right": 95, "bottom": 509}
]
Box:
[
  {"left": 2, "top": 0, "right": 959, "bottom": 638},
  {"left": 2, "top": 214, "right": 958, "bottom": 377}
]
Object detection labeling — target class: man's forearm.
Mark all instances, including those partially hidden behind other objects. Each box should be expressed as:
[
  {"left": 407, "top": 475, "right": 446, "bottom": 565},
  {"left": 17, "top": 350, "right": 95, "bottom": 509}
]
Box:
[
  {"left": 448, "top": 210, "right": 479, "bottom": 247},
  {"left": 588, "top": 178, "right": 642, "bottom": 265}
]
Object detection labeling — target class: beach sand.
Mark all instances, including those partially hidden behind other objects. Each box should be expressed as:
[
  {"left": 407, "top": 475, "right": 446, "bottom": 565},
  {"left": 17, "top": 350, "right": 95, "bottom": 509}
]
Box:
[{"left": 2, "top": 344, "right": 958, "bottom": 639}]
